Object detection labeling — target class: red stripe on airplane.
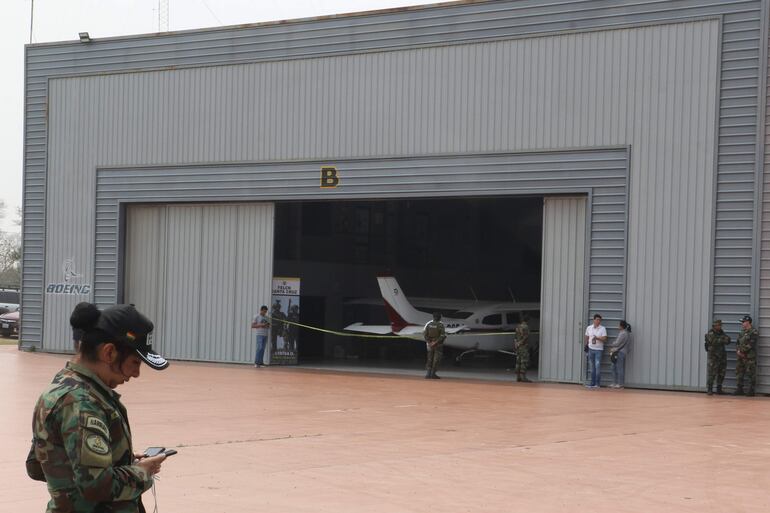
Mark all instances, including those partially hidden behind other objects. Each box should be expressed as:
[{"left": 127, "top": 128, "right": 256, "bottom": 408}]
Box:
[{"left": 383, "top": 299, "right": 411, "bottom": 332}]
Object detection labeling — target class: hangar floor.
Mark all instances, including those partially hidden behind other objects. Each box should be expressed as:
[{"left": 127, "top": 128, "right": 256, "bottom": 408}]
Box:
[
  {"left": 297, "top": 358, "right": 532, "bottom": 381},
  {"left": 6, "top": 346, "right": 769, "bottom": 513}
]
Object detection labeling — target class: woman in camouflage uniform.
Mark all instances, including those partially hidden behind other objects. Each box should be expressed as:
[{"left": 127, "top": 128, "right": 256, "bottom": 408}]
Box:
[{"left": 26, "top": 303, "right": 170, "bottom": 512}]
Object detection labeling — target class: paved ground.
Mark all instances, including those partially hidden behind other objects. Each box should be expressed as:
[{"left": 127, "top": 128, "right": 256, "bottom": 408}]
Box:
[{"left": 3, "top": 345, "right": 769, "bottom": 513}]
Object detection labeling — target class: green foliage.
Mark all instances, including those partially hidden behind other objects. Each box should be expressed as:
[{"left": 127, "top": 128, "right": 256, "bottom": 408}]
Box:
[{"left": 0, "top": 200, "right": 21, "bottom": 289}]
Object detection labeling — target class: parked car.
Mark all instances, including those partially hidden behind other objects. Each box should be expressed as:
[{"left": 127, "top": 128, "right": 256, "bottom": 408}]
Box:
[
  {"left": 0, "top": 309, "right": 19, "bottom": 338},
  {"left": 0, "top": 289, "right": 20, "bottom": 313}
]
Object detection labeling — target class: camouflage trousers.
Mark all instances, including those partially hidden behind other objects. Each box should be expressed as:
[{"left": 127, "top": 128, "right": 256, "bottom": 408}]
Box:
[
  {"left": 707, "top": 350, "right": 727, "bottom": 387},
  {"left": 515, "top": 346, "right": 529, "bottom": 374},
  {"left": 426, "top": 344, "right": 443, "bottom": 373},
  {"left": 736, "top": 355, "right": 757, "bottom": 389}
]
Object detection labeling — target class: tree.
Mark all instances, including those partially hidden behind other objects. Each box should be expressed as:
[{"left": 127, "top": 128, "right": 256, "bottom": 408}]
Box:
[{"left": 0, "top": 200, "right": 21, "bottom": 289}]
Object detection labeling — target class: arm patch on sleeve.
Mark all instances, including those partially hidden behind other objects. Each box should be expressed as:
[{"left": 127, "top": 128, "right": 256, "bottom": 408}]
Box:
[
  {"left": 85, "top": 434, "right": 110, "bottom": 455},
  {"left": 84, "top": 415, "right": 110, "bottom": 439}
]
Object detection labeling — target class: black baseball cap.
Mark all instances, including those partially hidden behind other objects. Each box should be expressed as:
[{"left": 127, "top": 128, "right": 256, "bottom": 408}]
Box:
[
  {"left": 97, "top": 305, "right": 168, "bottom": 370},
  {"left": 740, "top": 315, "right": 752, "bottom": 323},
  {"left": 72, "top": 303, "right": 169, "bottom": 370}
]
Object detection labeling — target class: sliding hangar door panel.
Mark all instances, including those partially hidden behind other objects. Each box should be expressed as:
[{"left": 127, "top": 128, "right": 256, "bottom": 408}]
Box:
[
  {"left": 539, "top": 196, "right": 588, "bottom": 383},
  {"left": 124, "top": 203, "right": 274, "bottom": 363}
]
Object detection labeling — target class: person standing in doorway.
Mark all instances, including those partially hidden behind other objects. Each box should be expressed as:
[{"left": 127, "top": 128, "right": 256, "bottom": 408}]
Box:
[
  {"left": 514, "top": 316, "right": 531, "bottom": 382},
  {"left": 584, "top": 313, "right": 607, "bottom": 388},
  {"left": 423, "top": 312, "right": 446, "bottom": 379},
  {"left": 609, "top": 320, "right": 632, "bottom": 389},
  {"left": 735, "top": 315, "right": 759, "bottom": 396},
  {"left": 704, "top": 319, "right": 730, "bottom": 395},
  {"left": 251, "top": 305, "right": 270, "bottom": 367}
]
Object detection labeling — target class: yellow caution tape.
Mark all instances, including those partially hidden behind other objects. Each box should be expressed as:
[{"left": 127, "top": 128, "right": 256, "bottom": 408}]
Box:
[{"left": 268, "top": 317, "right": 526, "bottom": 339}]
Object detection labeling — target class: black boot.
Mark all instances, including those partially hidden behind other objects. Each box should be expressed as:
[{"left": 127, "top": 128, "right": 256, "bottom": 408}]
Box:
[
  {"left": 432, "top": 373, "right": 440, "bottom": 379},
  {"left": 516, "top": 373, "right": 523, "bottom": 382},
  {"left": 734, "top": 386, "right": 744, "bottom": 396},
  {"left": 707, "top": 385, "right": 713, "bottom": 396},
  {"left": 716, "top": 385, "right": 724, "bottom": 395},
  {"left": 425, "top": 371, "right": 432, "bottom": 379},
  {"left": 746, "top": 388, "right": 755, "bottom": 397}
]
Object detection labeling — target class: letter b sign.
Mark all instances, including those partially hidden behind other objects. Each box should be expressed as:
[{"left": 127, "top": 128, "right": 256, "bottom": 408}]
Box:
[{"left": 320, "top": 167, "right": 339, "bottom": 188}]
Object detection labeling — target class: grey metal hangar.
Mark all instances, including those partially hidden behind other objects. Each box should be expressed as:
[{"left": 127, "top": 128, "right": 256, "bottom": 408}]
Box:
[{"left": 21, "top": 0, "right": 770, "bottom": 393}]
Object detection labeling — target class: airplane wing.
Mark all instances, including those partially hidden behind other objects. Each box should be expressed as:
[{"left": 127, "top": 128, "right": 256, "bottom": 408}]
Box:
[
  {"left": 345, "top": 317, "right": 469, "bottom": 338},
  {"left": 394, "top": 325, "right": 424, "bottom": 336},
  {"left": 344, "top": 322, "right": 394, "bottom": 335},
  {"left": 394, "top": 325, "right": 468, "bottom": 337}
]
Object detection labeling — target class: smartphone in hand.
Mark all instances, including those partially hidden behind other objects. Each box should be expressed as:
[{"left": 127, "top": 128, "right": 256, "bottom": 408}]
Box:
[{"left": 144, "top": 447, "right": 177, "bottom": 457}]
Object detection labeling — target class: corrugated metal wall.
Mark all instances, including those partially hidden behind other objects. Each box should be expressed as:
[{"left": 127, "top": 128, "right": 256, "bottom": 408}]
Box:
[
  {"left": 759, "top": 8, "right": 770, "bottom": 394},
  {"left": 38, "top": 20, "right": 718, "bottom": 388},
  {"left": 539, "top": 197, "right": 588, "bottom": 383},
  {"left": 125, "top": 204, "right": 274, "bottom": 363},
  {"left": 124, "top": 205, "right": 167, "bottom": 337}
]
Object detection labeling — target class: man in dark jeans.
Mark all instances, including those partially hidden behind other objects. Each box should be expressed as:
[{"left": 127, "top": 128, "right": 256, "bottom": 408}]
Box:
[
  {"left": 583, "top": 313, "right": 607, "bottom": 388},
  {"left": 251, "top": 305, "right": 270, "bottom": 367}
]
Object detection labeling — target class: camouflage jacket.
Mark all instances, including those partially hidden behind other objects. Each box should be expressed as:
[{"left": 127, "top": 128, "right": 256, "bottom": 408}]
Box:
[
  {"left": 704, "top": 329, "right": 730, "bottom": 353},
  {"left": 26, "top": 361, "right": 152, "bottom": 512},
  {"left": 736, "top": 327, "right": 759, "bottom": 357},
  {"left": 270, "top": 310, "right": 287, "bottom": 337},
  {"left": 423, "top": 321, "right": 446, "bottom": 345},
  {"left": 514, "top": 322, "right": 530, "bottom": 349}
]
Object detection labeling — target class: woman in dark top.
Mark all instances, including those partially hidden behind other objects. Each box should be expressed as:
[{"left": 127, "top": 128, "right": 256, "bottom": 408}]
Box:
[{"left": 609, "top": 320, "right": 632, "bottom": 389}]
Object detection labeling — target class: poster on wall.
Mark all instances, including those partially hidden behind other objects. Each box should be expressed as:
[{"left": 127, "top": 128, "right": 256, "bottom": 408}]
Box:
[{"left": 268, "top": 277, "right": 300, "bottom": 365}]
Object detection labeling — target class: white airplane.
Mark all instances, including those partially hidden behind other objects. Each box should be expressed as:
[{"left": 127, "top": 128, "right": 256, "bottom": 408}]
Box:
[{"left": 344, "top": 275, "right": 540, "bottom": 361}]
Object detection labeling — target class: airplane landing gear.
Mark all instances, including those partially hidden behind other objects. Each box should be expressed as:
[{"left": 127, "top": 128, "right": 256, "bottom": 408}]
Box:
[
  {"left": 454, "top": 342, "right": 482, "bottom": 365},
  {"left": 454, "top": 349, "right": 478, "bottom": 364}
]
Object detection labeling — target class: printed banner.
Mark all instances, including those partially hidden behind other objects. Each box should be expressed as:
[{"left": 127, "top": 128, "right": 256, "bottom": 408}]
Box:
[{"left": 269, "top": 277, "right": 300, "bottom": 365}]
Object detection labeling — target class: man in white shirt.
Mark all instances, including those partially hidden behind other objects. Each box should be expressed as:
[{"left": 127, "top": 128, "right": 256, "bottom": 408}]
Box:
[
  {"left": 251, "top": 305, "right": 270, "bottom": 367},
  {"left": 584, "top": 313, "right": 607, "bottom": 388}
]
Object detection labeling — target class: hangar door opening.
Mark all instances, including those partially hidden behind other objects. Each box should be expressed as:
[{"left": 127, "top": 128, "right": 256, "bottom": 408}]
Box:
[
  {"left": 538, "top": 197, "right": 588, "bottom": 383},
  {"left": 273, "top": 197, "right": 543, "bottom": 375},
  {"left": 123, "top": 203, "right": 274, "bottom": 363}
]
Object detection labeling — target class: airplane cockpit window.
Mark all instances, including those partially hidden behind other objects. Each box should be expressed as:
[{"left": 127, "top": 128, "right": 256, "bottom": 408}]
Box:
[
  {"left": 482, "top": 314, "right": 502, "bottom": 325},
  {"left": 505, "top": 312, "right": 520, "bottom": 324}
]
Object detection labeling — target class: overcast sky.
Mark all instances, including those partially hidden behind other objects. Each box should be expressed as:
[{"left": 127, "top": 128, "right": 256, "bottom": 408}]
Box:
[{"left": 0, "top": 0, "right": 425, "bottom": 233}]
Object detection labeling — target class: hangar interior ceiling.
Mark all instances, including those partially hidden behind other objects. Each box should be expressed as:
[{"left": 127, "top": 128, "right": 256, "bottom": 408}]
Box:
[{"left": 273, "top": 197, "right": 543, "bottom": 368}]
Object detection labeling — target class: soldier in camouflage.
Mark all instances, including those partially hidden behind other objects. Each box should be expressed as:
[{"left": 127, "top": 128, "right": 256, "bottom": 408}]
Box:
[
  {"left": 514, "top": 317, "right": 531, "bottom": 382},
  {"left": 704, "top": 319, "right": 730, "bottom": 395},
  {"left": 269, "top": 301, "right": 287, "bottom": 356},
  {"left": 285, "top": 304, "right": 300, "bottom": 354},
  {"left": 735, "top": 315, "right": 759, "bottom": 397},
  {"left": 26, "top": 302, "right": 171, "bottom": 512},
  {"left": 423, "top": 312, "right": 446, "bottom": 379}
]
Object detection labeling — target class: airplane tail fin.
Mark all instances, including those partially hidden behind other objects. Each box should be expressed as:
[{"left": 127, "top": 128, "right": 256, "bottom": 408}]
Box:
[{"left": 377, "top": 275, "right": 428, "bottom": 331}]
